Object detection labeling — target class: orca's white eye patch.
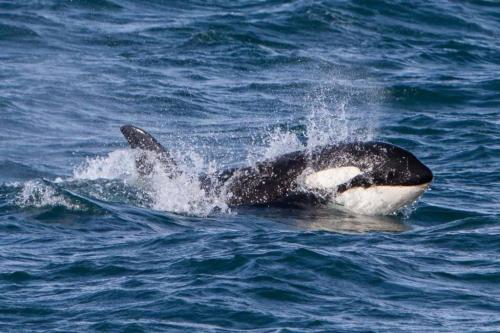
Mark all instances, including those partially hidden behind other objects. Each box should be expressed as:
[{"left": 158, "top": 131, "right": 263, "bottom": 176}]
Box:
[{"left": 303, "top": 166, "right": 362, "bottom": 190}]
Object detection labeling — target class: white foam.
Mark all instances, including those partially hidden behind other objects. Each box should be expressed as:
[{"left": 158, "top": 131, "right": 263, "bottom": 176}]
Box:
[
  {"left": 73, "top": 148, "right": 228, "bottom": 216},
  {"left": 262, "top": 128, "right": 304, "bottom": 160},
  {"left": 73, "top": 149, "right": 138, "bottom": 182},
  {"left": 145, "top": 150, "right": 229, "bottom": 216},
  {"left": 15, "top": 180, "right": 80, "bottom": 210}
]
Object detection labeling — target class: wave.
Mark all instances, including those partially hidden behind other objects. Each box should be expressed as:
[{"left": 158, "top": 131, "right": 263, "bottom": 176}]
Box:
[
  {"left": 0, "top": 160, "right": 54, "bottom": 182},
  {"left": 0, "top": 23, "right": 39, "bottom": 40},
  {"left": 49, "top": 0, "right": 123, "bottom": 11},
  {"left": 71, "top": 148, "right": 229, "bottom": 217},
  {"left": 15, "top": 180, "right": 82, "bottom": 210}
]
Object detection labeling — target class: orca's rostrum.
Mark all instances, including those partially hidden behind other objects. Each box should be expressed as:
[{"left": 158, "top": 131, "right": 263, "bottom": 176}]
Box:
[{"left": 121, "top": 125, "right": 433, "bottom": 215}]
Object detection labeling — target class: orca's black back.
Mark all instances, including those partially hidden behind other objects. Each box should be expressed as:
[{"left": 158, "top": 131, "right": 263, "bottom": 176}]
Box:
[{"left": 222, "top": 150, "right": 308, "bottom": 205}]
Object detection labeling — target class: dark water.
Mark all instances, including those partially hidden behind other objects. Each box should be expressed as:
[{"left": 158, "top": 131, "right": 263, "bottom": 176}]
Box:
[{"left": 1, "top": 0, "right": 499, "bottom": 331}]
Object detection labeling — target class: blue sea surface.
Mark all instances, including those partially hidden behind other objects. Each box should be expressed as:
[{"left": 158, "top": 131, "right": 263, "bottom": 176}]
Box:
[{"left": 1, "top": 0, "right": 499, "bottom": 332}]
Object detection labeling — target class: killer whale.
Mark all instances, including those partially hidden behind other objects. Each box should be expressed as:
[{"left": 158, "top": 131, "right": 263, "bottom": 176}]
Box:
[{"left": 120, "top": 125, "right": 433, "bottom": 215}]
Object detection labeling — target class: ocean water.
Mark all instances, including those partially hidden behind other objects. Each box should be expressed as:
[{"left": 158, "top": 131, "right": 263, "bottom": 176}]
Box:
[{"left": 1, "top": 0, "right": 499, "bottom": 331}]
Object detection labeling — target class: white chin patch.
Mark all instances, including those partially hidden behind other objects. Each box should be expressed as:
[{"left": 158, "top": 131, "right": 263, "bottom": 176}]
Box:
[{"left": 332, "top": 184, "right": 429, "bottom": 215}]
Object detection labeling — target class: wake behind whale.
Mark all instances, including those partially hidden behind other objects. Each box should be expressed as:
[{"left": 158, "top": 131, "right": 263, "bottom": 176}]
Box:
[{"left": 120, "top": 125, "right": 433, "bottom": 216}]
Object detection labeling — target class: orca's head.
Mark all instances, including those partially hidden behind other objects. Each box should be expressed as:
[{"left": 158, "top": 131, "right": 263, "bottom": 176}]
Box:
[
  {"left": 304, "top": 142, "right": 433, "bottom": 215},
  {"left": 365, "top": 142, "right": 433, "bottom": 187}
]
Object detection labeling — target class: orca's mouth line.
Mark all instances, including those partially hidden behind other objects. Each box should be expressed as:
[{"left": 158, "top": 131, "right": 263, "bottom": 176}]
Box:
[{"left": 338, "top": 182, "right": 431, "bottom": 192}]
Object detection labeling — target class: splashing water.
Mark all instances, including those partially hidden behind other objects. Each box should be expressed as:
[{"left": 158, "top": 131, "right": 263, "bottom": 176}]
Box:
[
  {"left": 147, "top": 150, "right": 229, "bottom": 216},
  {"left": 305, "top": 90, "right": 350, "bottom": 148},
  {"left": 15, "top": 180, "right": 81, "bottom": 210},
  {"left": 261, "top": 127, "right": 305, "bottom": 160},
  {"left": 303, "top": 76, "right": 379, "bottom": 148},
  {"left": 256, "top": 73, "right": 380, "bottom": 163},
  {"left": 70, "top": 74, "right": 380, "bottom": 217},
  {"left": 73, "top": 149, "right": 138, "bottom": 182},
  {"left": 72, "top": 148, "right": 228, "bottom": 216}
]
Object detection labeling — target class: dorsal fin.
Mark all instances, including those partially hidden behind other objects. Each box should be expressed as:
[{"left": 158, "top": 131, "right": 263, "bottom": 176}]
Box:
[
  {"left": 120, "top": 125, "right": 177, "bottom": 175},
  {"left": 121, "top": 125, "right": 166, "bottom": 152}
]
